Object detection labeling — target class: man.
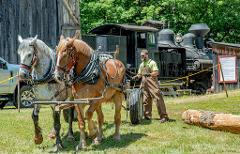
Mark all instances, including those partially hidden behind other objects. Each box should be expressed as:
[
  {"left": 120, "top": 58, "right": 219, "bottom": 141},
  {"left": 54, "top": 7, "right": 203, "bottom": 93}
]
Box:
[{"left": 133, "top": 49, "right": 169, "bottom": 123}]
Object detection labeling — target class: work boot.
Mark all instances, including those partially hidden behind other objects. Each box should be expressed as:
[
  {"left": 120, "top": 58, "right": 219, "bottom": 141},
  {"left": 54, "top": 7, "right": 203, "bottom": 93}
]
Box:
[
  {"left": 144, "top": 116, "right": 151, "bottom": 120},
  {"left": 159, "top": 117, "right": 169, "bottom": 123}
]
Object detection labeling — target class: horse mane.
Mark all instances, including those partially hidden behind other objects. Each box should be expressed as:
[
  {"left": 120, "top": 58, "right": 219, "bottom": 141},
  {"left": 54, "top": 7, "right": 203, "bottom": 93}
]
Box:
[
  {"left": 35, "top": 39, "right": 54, "bottom": 57},
  {"left": 72, "top": 39, "right": 94, "bottom": 57},
  {"left": 18, "top": 37, "right": 54, "bottom": 58}
]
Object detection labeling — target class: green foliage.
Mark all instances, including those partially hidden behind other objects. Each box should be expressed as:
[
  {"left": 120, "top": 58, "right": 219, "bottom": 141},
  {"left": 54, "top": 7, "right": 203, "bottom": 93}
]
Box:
[{"left": 80, "top": 0, "right": 240, "bottom": 43}]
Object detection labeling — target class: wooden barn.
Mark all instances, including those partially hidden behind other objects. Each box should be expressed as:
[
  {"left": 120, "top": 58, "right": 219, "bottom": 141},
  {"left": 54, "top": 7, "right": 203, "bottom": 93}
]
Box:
[
  {"left": 0, "top": 0, "right": 80, "bottom": 64},
  {"left": 211, "top": 42, "right": 240, "bottom": 92}
]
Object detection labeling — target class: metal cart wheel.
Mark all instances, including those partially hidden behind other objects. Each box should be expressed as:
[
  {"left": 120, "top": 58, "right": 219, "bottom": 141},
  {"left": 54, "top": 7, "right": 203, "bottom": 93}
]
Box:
[{"left": 128, "top": 88, "right": 144, "bottom": 124}]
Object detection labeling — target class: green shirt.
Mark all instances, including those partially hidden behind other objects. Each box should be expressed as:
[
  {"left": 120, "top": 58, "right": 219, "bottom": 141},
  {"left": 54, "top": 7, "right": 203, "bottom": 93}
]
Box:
[{"left": 138, "top": 59, "right": 159, "bottom": 74}]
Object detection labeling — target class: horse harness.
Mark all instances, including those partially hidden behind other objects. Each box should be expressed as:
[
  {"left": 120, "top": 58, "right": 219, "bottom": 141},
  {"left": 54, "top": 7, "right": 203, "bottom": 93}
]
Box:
[
  {"left": 20, "top": 44, "right": 57, "bottom": 85},
  {"left": 71, "top": 52, "right": 124, "bottom": 92}
]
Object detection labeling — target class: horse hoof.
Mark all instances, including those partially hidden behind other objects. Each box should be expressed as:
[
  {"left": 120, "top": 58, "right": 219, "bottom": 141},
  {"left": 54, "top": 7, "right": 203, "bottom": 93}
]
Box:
[
  {"left": 34, "top": 134, "right": 43, "bottom": 145},
  {"left": 93, "top": 137, "right": 102, "bottom": 145},
  {"left": 75, "top": 143, "right": 87, "bottom": 151},
  {"left": 48, "top": 132, "right": 56, "bottom": 140},
  {"left": 52, "top": 143, "right": 64, "bottom": 153},
  {"left": 48, "top": 129, "right": 56, "bottom": 140},
  {"left": 114, "top": 135, "right": 121, "bottom": 141},
  {"left": 88, "top": 131, "right": 97, "bottom": 139},
  {"left": 67, "top": 135, "right": 75, "bottom": 141}
]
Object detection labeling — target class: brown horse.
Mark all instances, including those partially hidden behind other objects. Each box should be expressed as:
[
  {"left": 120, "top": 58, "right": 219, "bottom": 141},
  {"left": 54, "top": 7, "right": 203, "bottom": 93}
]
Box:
[{"left": 54, "top": 35, "right": 126, "bottom": 150}]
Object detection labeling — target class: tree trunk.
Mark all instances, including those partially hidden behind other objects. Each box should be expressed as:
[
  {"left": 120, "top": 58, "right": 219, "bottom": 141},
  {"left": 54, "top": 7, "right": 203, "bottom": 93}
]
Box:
[{"left": 182, "top": 109, "right": 240, "bottom": 134}]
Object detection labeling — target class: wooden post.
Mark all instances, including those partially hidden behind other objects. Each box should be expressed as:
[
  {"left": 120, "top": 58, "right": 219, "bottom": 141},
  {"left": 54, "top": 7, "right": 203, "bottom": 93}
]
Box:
[
  {"left": 219, "top": 62, "right": 228, "bottom": 98},
  {"left": 17, "top": 72, "right": 20, "bottom": 113}
]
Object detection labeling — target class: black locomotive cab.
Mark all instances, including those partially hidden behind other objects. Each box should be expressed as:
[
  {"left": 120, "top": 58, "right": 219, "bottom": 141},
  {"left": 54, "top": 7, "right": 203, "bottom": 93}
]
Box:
[{"left": 89, "top": 24, "right": 159, "bottom": 70}]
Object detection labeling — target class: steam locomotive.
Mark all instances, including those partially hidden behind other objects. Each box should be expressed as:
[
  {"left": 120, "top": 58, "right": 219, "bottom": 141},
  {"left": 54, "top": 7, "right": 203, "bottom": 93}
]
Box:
[{"left": 82, "top": 21, "right": 213, "bottom": 94}]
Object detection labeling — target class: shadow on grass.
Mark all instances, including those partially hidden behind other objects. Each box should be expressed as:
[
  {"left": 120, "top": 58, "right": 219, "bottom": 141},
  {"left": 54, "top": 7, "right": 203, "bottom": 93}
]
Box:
[
  {"left": 56, "top": 122, "right": 146, "bottom": 152},
  {"left": 92, "top": 132, "right": 146, "bottom": 151}
]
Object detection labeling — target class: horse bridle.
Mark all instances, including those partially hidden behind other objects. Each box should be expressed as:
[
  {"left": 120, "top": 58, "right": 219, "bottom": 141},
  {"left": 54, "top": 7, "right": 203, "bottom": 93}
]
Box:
[
  {"left": 20, "top": 44, "right": 38, "bottom": 72},
  {"left": 56, "top": 46, "right": 77, "bottom": 74}
]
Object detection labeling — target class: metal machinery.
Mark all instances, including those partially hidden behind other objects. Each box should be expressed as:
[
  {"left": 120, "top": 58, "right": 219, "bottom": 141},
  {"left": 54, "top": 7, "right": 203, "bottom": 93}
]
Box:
[
  {"left": 83, "top": 22, "right": 213, "bottom": 94},
  {"left": 81, "top": 22, "right": 213, "bottom": 124},
  {"left": 181, "top": 23, "right": 213, "bottom": 94}
]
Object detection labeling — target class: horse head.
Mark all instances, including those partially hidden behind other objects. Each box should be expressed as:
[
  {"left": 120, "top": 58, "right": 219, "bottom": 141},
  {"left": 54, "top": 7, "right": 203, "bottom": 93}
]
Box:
[
  {"left": 17, "top": 35, "right": 38, "bottom": 80},
  {"left": 54, "top": 33, "right": 93, "bottom": 83},
  {"left": 54, "top": 35, "right": 77, "bottom": 82}
]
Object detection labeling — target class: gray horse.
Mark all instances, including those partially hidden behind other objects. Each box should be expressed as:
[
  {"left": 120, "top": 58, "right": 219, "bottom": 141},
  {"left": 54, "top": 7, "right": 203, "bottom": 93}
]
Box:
[{"left": 17, "top": 35, "right": 74, "bottom": 151}]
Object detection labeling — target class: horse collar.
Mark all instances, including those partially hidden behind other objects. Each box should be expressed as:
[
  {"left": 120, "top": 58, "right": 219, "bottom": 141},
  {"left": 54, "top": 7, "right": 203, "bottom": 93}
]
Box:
[
  {"left": 72, "top": 53, "right": 100, "bottom": 84},
  {"left": 32, "top": 54, "right": 55, "bottom": 84}
]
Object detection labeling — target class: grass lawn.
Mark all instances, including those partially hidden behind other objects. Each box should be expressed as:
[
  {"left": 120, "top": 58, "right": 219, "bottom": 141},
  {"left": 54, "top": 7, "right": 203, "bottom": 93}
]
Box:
[{"left": 0, "top": 90, "right": 240, "bottom": 154}]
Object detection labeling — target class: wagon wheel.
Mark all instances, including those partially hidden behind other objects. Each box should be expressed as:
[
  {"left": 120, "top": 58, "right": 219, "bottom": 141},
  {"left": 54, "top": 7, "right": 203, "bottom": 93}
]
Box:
[
  {"left": 0, "top": 101, "right": 7, "bottom": 109},
  {"left": 14, "top": 85, "right": 35, "bottom": 108},
  {"left": 128, "top": 88, "right": 144, "bottom": 124}
]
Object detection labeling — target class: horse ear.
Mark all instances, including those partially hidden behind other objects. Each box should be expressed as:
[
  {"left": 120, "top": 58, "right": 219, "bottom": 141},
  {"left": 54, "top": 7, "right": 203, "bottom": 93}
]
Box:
[
  {"left": 30, "top": 35, "right": 38, "bottom": 46},
  {"left": 18, "top": 35, "right": 23, "bottom": 43},
  {"left": 74, "top": 30, "right": 81, "bottom": 39},
  {"left": 60, "top": 35, "right": 64, "bottom": 40},
  {"left": 66, "top": 38, "right": 75, "bottom": 47}
]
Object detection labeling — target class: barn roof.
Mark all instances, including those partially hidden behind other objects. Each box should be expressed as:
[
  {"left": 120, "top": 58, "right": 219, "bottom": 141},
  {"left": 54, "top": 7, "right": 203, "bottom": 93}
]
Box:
[
  {"left": 211, "top": 42, "right": 240, "bottom": 48},
  {"left": 90, "top": 24, "right": 158, "bottom": 35},
  {"left": 211, "top": 42, "right": 240, "bottom": 56}
]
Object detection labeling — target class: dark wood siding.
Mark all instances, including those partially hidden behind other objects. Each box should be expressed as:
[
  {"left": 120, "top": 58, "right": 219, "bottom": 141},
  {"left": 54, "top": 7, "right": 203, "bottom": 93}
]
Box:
[{"left": 0, "top": 0, "right": 65, "bottom": 64}]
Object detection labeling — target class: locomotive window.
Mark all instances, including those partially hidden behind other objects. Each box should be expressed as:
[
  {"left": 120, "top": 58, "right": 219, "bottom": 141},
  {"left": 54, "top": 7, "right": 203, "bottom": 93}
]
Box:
[
  {"left": 148, "top": 33, "right": 156, "bottom": 45},
  {"left": 137, "top": 32, "right": 146, "bottom": 48}
]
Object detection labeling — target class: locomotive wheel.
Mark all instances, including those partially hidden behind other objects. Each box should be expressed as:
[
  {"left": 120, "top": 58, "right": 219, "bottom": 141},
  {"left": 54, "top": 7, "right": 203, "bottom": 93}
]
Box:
[
  {"left": 194, "top": 82, "right": 207, "bottom": 95},
  {"left": 128, "top": 88, "right": 144, "bottom": 124},
  {"left": 0, "top": 101, "right": 7, "bottom": 109}
]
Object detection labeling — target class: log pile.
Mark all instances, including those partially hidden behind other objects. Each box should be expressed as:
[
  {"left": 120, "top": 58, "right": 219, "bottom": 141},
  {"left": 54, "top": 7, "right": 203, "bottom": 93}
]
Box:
[{"left": 182, "top": 109, "right": 240, "bottom": 134}]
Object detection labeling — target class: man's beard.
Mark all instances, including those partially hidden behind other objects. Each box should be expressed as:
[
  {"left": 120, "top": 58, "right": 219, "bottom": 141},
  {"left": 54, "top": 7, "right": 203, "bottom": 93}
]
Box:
[{"left": 141, "top": 57, "right": 147, "bottom": 62}]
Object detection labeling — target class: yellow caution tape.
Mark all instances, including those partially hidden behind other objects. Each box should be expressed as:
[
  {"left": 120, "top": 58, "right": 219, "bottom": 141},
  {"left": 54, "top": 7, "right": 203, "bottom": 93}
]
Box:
[
  {"left": 161, "top": 64, "right": 218, "bottom": 84},
  {"left": 0, "top": 75, "right": 18, "bottom": 84}
]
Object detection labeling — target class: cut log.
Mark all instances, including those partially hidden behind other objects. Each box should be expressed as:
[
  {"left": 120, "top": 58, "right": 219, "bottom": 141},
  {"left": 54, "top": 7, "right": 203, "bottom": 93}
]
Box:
[{"left": 182, "top": 109, "right": 240, "bottom": 134}]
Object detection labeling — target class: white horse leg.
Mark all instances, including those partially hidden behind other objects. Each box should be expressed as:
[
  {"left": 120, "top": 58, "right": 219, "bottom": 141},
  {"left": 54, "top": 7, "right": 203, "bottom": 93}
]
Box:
[{"left": 32, "top": 104, "right": 43, "bottom": 144}]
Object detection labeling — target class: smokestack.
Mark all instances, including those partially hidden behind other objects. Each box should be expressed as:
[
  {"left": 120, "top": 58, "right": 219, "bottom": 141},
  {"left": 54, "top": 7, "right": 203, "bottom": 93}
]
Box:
[
  {"left": 189, "top": 23, "right": 210, "bottom": 49},
  {"left": 181, "top": 33, "right": 195, "bottom": 48}
]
